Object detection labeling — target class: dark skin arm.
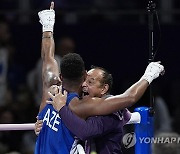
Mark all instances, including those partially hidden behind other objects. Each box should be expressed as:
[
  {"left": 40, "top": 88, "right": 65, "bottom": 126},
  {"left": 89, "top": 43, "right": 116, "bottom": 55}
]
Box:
[
  {"left": 39, "top": 31, "right": 60, "bottom": 112},
  {"left": 68, "top": 79, "right": 148, "bottom": 119}
]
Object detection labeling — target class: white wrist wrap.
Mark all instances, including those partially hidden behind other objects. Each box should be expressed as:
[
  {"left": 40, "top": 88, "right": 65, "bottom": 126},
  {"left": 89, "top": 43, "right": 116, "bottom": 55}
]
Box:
[
  {"left": 141, "top": 62, "right": 164, "bottom": 84},
  {"left": 38, "top": 9, "right": 55, "bottom": 32}
]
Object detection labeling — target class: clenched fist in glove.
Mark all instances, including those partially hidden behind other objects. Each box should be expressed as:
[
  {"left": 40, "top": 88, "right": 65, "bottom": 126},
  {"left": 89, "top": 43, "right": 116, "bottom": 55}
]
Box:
[
  {"left": 141, "top": 61, "right": 165, "bottom": 84},
  {"left": 38, "top": 2, "right": 55, "bottom": 32}
]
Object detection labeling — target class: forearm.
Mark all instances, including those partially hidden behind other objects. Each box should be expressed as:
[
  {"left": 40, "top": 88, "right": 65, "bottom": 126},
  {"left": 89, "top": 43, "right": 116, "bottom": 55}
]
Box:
[
  {"left": 124, "top": 79, "right": 149, "bottom": 103},
  {"left": 76, "top": 79, "right": 149, "bottom": 118},
  {"left": 41, "top": 32, "right": 54, "bottom": 60},
  {"left": 41, "top": 31, "right": 59, "bottom": 86},
  {"left": 96, "top": 79, "right": 149, "bottom": 114},
  {"left": 40, "top": 32, "right": 59, "bottom": 112},
  {"left": 59, "top": 106, "right": 104, "bottom": 141}
]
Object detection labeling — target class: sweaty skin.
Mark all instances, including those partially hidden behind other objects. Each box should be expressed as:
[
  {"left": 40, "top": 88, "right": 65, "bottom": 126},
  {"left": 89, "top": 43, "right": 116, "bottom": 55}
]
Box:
[
  {"left": 41, "top": 31, "right": 149, "bottom": 119},
  {"left": 40, "top": 31, "right": 60, "bottom": 112}
]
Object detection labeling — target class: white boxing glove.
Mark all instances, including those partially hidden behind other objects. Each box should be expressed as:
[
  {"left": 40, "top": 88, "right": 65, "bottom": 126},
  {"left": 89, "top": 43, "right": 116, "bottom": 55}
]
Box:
[
  {"left": 141, "top": 62, "right": 164, "bottom": 84},
  {"left": 38, "top": 9, "right": 55, "bottom": 32}
]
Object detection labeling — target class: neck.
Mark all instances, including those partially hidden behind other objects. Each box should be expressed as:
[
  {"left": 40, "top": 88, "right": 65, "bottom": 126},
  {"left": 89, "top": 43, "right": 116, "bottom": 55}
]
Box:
[{"left": 62, "top": 83, "right": 81, "bottom": 95}]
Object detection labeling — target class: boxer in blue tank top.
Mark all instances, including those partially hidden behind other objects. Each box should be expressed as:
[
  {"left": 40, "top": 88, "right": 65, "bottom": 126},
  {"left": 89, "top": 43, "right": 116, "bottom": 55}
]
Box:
[
  {"left": 35, "top": 93, "right": 79, "bottom": 154},
  {"left": 35, "top": 3, "right": 86, "bottom": 153},
  {"left": 34, "top": 51, "right": 86, "bottom": 154}
]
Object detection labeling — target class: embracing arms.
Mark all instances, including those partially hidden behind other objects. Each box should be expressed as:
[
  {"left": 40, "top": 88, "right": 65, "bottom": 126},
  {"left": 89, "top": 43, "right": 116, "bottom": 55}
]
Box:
[
  {"left": 70, "top": 79, "right": 148, "bottom": 118},
  {"left": 49, "top": 62, "right": 164, "bottom": 119},
  {"left": 70, "top": 62, "right": 164, "bottom": 118}
]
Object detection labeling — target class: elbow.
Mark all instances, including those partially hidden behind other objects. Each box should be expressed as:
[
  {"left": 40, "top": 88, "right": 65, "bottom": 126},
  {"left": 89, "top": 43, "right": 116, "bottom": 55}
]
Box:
[{"left": 43, "top": 71, "right": 60, "bottom": 87}]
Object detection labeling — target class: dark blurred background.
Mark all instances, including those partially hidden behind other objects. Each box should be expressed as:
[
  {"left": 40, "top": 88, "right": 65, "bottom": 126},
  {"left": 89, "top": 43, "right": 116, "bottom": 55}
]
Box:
[{"left": 0, "top": 0, "right": 180, "bottom": 153}]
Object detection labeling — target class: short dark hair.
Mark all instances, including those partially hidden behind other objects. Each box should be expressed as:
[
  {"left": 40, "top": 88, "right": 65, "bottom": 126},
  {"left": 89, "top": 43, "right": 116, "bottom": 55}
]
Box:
[
  {"left": 60, "top": 53, "right": 85, "bottom": 81},
  {"left": 91, "top": 65, "right": 113, "bottom": 94}
]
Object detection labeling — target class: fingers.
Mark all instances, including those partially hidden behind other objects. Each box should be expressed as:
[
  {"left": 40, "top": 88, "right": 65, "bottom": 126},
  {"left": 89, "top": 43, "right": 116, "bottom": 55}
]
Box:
[
  {"left": 153, "top": 62, "right": 162, "bottom": 68},
  {"left": 35, "top": 119, "right": 43, "bottom": 126},
  {"left": 49, "top": 85, "right": 59, "bottom": 95},
  {"left": 35, "top": 120, "right": 43, "bottom": 136},
  {"left": 58, "top": 85, "right": 67, "bottom": 96},
  {"left": 64, "top": 90, "right": 68, "bottom": 97},
  {"left": 50, "top": 1, "right": 54, "bottom": 10},
  {"left": 59, "top": 85, "right": 63, "bottom": 95},
  {"left": 48, "top": 85, "right": 60, "bottom": 103},
  {"left": 46, "top": 100, "right": 53, "bottom": 104},
  {"left": 48, "top": 91, "right": 55, "bottom": 101},
  {"left": 152, "top": 61, "right": 165, "bottom": 75}
]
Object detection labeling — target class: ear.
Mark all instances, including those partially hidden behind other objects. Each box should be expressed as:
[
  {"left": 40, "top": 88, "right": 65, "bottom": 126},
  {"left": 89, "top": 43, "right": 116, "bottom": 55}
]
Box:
[{"left": 101, "top": 84, "right": 109, "bottom": 95}]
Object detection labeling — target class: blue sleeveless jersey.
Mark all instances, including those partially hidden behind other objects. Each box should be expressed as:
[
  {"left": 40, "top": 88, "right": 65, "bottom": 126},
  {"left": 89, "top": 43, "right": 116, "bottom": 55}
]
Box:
[{"left": 34, "top": 93, "right": 79, "bottom": 154}]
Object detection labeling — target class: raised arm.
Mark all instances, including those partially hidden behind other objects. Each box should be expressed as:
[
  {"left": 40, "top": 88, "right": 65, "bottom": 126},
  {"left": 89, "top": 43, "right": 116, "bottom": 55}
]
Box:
[
  {"left": 71, "top": 79, "right": 148, "bottom": 118},
  {"left": 38, "top": 2, "right": 60, "bottom": 112},
  {"left": 68, "top": 62, "right": 165, "bottom": 118},
  {"left": 73, "top": 62, "right": 164, "bottom": 118}
]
